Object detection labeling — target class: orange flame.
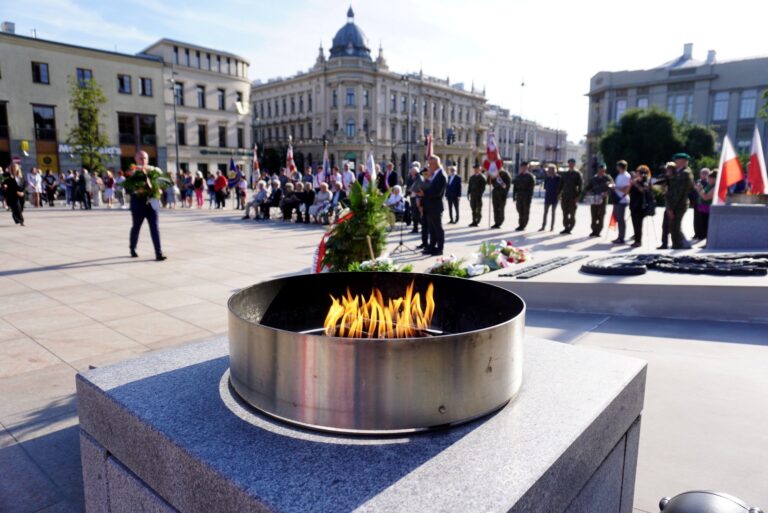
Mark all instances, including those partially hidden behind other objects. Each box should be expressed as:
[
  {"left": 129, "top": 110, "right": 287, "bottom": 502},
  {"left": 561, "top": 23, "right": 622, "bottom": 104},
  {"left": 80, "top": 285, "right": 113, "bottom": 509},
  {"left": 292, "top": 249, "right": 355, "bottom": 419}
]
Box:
[{"left": 323, "top": 281, "right": 435, "bottom": 338}]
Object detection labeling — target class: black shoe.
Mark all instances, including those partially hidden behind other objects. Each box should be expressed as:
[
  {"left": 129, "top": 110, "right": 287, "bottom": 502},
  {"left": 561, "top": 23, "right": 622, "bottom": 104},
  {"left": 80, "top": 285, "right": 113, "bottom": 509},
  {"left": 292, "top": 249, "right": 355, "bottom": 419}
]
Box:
[
  {"left": 130, "top": 249, "right": 138, "bottom": 258},
  {"left": 589, "top": 233, "right": 600, "bottom": 238},
  {"left": 429, "top": 250, "right": 443, "bottom": 256},
  {"left": 468, "top": 223, "right": 478, "bottom": 227},
  {"left": 630, "top": 242, "right": 642, "bottom": 248},
  {"left": 657, "top": 245, "right": 668, "bottom": 250},
  {"left": 241, "top": 216, "right": 249, "bottom": 220},
  {"left": 538, "top": 226, "right": 545, "bottom": 231},
  {"left": 422, "top": 249, "right": 434, "bottom": 255},
  {"left": 611, "top": 239, "right": 625, "bottom": 244},
  {"left": 155, "top": 255, "right": 167, "bottom": 261},
  {"left": 515, "top": 227, "right": 524, "bottom": 232},
  {"left": 410, "top": 229, "right": 419, "bottom": 233},
  {"left": 491, "top": 225, "right": 501, "bottom": 229},
  {"left": 559, "top": 229, "right": 569, "bottom": 234},
  {"left": 416, "top": 243, "right": 426, "bottom": 249}
]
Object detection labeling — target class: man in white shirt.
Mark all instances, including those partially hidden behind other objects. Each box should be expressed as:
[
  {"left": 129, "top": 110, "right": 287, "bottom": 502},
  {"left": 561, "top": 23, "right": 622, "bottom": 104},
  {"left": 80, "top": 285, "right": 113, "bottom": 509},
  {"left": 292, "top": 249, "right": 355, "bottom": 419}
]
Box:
[
  {"left": 341, "top": 163, "right": 356, "bottom": 192},
  {"left": 611, "top": 160, "right": 631, "bottom": 244}
]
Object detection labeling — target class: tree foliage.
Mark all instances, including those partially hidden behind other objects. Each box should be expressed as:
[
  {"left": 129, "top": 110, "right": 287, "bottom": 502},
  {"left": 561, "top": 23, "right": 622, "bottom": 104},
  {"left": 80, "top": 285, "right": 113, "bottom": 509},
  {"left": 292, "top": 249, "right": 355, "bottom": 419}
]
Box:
[
  {"left": 66, "top": 75, "right": 111, "bottom": 173},
  {"left": 322, "top": 181, "right": 393, "bottom": 272},
  {"left": 599, "top": 108, "right": 716, "bottom": 172},
  {"left": 760, "top": 89, "right": 768, "bottom": 120}
]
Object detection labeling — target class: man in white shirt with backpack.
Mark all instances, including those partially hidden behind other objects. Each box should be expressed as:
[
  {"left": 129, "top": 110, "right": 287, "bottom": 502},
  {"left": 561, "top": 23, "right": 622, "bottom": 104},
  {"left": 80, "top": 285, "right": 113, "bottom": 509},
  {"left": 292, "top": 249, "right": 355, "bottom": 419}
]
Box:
[{"left": 611, "top": 160, "right": 631, "bottom": 244}]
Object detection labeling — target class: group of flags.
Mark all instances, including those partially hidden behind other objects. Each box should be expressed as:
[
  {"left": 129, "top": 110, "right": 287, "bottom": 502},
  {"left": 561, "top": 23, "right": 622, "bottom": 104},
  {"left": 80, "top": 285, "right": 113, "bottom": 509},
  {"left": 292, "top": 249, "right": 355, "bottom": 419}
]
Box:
[{"left": 713, "top": 126, "right": 767, "bottom": 205}]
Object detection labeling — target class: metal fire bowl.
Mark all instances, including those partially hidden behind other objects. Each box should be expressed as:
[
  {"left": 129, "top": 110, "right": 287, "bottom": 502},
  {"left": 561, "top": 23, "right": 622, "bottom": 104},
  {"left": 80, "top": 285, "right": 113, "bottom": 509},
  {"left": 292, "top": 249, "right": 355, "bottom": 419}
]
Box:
[{"left": 227, "top": 272, "right": 525, "bottom": 434}]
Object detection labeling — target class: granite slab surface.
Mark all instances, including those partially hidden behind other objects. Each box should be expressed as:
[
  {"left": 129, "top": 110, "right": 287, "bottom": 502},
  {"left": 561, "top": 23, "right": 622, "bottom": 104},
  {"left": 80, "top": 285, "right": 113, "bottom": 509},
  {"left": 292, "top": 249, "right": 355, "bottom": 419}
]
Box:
[{"left": 77, "top": 335, "right": 646, "bottom": 513}]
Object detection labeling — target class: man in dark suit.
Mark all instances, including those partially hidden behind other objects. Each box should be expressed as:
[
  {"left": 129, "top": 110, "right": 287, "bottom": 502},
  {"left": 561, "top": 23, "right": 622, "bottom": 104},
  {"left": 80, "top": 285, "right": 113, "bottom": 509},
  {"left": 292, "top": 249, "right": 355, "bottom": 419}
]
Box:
[
  {"left": 418, "top": 155, "right": 447, "bottom": 256},
  {"left": 378, "top": 163, "right": 399, "bottom": 193},
  {"left": 259, "top": 179, "right": 282, "bottom": 220},
  {"left": 445, "top": 166, "right": 462, "bottom": 224}
]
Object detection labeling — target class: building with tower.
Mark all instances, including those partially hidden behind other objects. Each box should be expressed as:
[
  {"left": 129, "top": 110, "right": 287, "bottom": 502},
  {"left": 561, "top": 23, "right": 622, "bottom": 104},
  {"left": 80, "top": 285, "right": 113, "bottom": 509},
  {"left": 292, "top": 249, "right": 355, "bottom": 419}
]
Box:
[{"left": 250, "top": 7, "right": 488, "bottom": 180}]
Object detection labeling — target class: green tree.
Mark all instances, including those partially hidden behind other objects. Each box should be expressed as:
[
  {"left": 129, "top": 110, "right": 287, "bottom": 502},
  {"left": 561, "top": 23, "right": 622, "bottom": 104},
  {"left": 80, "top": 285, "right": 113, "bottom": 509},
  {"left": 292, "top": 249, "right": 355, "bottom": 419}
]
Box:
[
  {"left": 66, "top": 74, "right": 110, "bottom": 173},
  {"left": 760, "top": 89, "right": 768, "bottom": 120},
  {"left": 599, "top": 108, "right": 716, "bottom": 172}
]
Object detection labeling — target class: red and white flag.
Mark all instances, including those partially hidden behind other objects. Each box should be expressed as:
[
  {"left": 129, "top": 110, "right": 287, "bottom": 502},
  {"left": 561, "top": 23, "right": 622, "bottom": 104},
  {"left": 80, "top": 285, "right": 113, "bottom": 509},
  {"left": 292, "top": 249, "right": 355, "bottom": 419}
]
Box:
[
  {"left": 364, "top": 152, "right": 376, "bottom": 188},
  {"left": 286, "top": 140, "right": 297, "bottom": 175},
  {"left": 747, "top": 126, "right": 767, "bottom": 195},
  {"left": 425, "top": 134, "right": 433, "bottom": 161},
  {"left": 482, "top": 132, "right": 504, "bottom": 174},
  {"left": 252, "top": 145, "right": 260, "bottom": 174},
  {"left": 712, "top": 135, "right": 744, "bottom": 206}
]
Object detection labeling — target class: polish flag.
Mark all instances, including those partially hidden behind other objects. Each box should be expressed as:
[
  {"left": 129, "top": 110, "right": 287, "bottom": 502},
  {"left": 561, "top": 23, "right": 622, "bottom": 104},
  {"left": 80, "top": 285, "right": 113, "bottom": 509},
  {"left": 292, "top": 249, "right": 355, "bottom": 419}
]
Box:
[
  {"left": 482, "top": 132, "right": 504, "bottom": 174},
  {"left": 425, "top": 134, "right": 433, "bottom": 161},
  {"left": 364, "top": 152, "right": 376, "bottom": 189},
  {"left": 286, "top": 140, "right": 297, "bottom": 175},
  {"left": 252, "top": 144, "right": 260, "bottom": 174},
  {"left": 747, "top": 126, "right": 767, "bottom": 195},
  {"left": 712, "top": 135, "right": 744, "bottom": 206}
]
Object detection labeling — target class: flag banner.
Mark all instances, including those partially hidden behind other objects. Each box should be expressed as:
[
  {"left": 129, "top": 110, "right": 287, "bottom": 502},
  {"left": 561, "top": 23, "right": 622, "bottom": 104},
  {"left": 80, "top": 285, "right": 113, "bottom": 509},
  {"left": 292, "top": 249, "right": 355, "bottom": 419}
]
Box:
[
  {"left": 747, "top": 126, "right": 767, "bottom": 195},
  {"left": 365, "top": 152, "right": 376, "bottom": 188},
  {"left": 713, "top": 135, "right": 744, "bottom": 205},
  {"left": 482, "top": 132, "right": 504, "bottom": 174},
  {"left": 608, "top": 211, "right": 617, "bottom": 230},
  {"left": 286, "top": 143, "right": 297, "bottom": 175},
  {"left": 252, "top": 145, "right": 260, "bottom": 173},
  {"left": 425, "top": 134, "right": 433, "bottom": 160},
  {"left": 322, "top": 146, "right": 331, "bottom": 185}
]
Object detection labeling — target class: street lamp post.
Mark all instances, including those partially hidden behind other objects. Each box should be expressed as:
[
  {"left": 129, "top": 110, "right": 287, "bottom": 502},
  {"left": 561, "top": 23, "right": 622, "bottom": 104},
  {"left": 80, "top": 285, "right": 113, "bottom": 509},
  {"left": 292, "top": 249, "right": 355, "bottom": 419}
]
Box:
[
  {"left": 401, "top": 74, "right": 411, "bottom": 183},
  {"left": 168, "top": 71, "right": 181, "bottom": 174}
]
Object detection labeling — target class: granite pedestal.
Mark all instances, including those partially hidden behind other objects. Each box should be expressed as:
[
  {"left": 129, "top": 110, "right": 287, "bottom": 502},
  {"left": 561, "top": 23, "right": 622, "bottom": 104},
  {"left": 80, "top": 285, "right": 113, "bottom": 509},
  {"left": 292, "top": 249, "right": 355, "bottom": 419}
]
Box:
[
  {"left": 707, "top": 204, "right": 768, "bottom": 249},
  {"left": 77, "top": 336, "right": 646, "bottom": 513}
]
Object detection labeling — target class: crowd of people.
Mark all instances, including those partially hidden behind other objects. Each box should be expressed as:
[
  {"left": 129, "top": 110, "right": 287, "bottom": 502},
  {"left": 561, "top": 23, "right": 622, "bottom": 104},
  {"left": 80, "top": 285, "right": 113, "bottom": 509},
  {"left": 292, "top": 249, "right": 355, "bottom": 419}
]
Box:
[{"left": 2, "top": 151, "right": 715, "bottom": 253}]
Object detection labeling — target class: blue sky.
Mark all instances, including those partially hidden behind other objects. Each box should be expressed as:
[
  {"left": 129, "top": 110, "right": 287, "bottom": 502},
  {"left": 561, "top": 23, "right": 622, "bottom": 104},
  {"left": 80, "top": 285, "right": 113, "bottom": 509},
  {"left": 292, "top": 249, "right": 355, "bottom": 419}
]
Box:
[{"left": 3, "top": 0, "right": 767, "bottom": 141}]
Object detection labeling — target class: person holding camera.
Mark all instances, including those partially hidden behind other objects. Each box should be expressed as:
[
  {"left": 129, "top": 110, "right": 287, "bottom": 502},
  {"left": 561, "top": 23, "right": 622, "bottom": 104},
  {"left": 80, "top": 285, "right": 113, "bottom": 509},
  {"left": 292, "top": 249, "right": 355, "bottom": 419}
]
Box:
[
  {"left": 629, "top": 165, "right": 654, "bottom": 248},
  {"left": 609, "top": 160, "right": 631, "bottom": 244}
]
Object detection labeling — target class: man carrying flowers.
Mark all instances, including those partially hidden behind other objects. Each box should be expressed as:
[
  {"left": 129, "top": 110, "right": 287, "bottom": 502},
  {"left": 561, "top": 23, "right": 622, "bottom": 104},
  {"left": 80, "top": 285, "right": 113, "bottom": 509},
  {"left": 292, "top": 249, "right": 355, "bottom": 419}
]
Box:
[{"left": 123, "top": 151, "right": 170, "bottom": 261}]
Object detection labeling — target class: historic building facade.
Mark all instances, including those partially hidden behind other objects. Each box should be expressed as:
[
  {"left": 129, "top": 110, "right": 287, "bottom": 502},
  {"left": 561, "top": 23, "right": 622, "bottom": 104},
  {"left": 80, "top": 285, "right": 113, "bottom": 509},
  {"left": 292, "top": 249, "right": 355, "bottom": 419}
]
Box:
[
  {"left": 485, "top": 104, "right": 568, "bottom": 170},
  {"left": 0, "top": 26, "right": 166, "bottom": 173},
  {"left": 141, "top": 39, "right": 252, "bottom": 177},
  {"left": 250, "top": 8, "right": 487, "bottom": 181},
  {"left": 587, "top": 43, "right": 768, "bottom": 176}
]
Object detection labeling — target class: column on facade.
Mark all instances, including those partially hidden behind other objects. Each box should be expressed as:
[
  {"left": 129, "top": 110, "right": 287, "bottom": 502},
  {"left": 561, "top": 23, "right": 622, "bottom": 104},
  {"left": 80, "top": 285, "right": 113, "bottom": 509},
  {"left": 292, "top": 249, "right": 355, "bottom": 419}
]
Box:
[
  {"left": 337, "top": 83, "right": 343, "bottom": 135},
  {"left": 357, "top": 83, "right": 364, "bottom": 140}
]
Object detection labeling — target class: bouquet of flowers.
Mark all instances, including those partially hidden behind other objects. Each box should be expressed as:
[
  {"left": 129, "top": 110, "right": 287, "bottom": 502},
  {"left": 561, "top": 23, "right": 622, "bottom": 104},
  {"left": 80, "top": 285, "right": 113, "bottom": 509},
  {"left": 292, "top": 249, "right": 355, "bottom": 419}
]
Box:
[
  {"left": 347, "top": 256, "right": 413, "bottom": 273},
  {"left": 123, "top": 164, "right": 172, "bottom": 200},
  {"left": 426, "top": 254, "right": 490, "bottom": 278},
  {"left": 474, "top": 240, "right": 531, "bottom": 270}
]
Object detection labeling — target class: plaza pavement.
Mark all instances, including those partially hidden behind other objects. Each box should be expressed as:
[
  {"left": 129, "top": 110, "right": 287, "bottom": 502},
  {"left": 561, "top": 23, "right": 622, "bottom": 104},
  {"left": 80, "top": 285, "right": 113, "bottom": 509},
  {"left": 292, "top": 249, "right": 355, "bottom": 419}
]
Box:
[{"left": 0, "top": 195, "right": 766, "bottom": 513}]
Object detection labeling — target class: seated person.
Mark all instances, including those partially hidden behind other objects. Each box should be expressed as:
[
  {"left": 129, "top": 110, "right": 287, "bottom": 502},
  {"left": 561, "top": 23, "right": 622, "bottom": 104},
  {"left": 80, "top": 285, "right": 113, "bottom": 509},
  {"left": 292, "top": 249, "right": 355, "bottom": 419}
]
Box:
[
  {"left": 259, "top": 180, "right": 282, "bottom": 219},
  {"left": 385, "top": 185, "right": 406, "bottom": 214},
  {"left": 330, "top": 181, "right": 347, "bottom": 208},
  {"left": 279, "top": 182, "right": 301, "bottom": 221},
  {"left": 308, "top": 182, "right": 332, "bottom": 221},
  {"left": 298, "top": 181, "right": 315, "bottom": 224},
  {"left": 242, "top": 181, "right": 269, "bottom": 220}
]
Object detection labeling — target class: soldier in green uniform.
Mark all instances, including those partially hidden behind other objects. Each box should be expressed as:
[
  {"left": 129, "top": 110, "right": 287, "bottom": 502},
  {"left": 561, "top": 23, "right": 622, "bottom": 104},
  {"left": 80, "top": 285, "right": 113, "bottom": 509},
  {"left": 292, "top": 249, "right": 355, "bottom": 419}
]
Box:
[
  {"left": 558, "top": 158, "right": 583, "bottom": 234},
  {"left": 466, "top": 165, "right": 486, "bottom": 227},
  {"left": 666, "top": 152, "right": 694, "bottom": 249},
  {"left": 584, "top": 163, "right": 614, "bottom": 237},
  {"left": 489, "top": 166, "right": 512, "bottom": 229},
  {"left": 512, "top": 161, "right": 536, "bottom": 231}
]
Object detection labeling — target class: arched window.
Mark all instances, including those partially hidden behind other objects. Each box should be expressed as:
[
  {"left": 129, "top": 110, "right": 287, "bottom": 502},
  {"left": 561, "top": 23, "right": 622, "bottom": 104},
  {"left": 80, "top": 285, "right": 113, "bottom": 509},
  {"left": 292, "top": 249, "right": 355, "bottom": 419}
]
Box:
[{"left": 346, "top": 119, "right": 356, "bottom": 138}]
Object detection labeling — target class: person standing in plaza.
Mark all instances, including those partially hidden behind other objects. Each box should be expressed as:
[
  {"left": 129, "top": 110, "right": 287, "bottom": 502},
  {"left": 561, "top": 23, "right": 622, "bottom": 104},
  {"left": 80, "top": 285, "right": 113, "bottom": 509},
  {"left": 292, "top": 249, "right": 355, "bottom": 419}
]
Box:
[
  {"left": 692, "top": 168, "right": 710, "bottom": 241},
  {"left": 115, "top": 170, "right": 126, "bottom": 208},
  {"left": 125, "top": 151, "right": 166, "bottom": 261},
  {"left": 79, "top": 169, "right": 92, "bottom": 210},
  {"left": 584, "top": 163, "right": 613, "bottom": 237},
  {"left": 214, "top": 170, "right": 228, "bottom": 209},
  {"left": 103, "top": 170, "right": 115, "bottom": 208},
  {"left": 628, "top": 165, "right": 653, "bottom": 248},
  {"left": 379, "top": 162, "right": 399, "bottom": 193},
  {"left": 512, "top": 161, "right": 535, "bottom": 231},
  {"left": 64, "top": 170, "right": 75, "bottom": 207},
  {"left": 666, "top": 152, "right": 694, "bottom": 249},
  {"left": 445, "top": 166, "right": 462, "bottom": 224},
  {"left": 539, "top": 164, "right": 560, "bottom": 231},
  {"left": 694, "top": 171, "right": 716, "bottom": 241},
  {"left": 2, "top": 165, "right": 25, "bottom": 226},
  {"left": 406, "top": 163, "right": 424, "bottom": 233},
  {"left": 656, "top": 162, "right": 676, "bottom": 249},
  {"left": 193, "top": 171, "right": 205, "bottom": 208},
  {"left": 489, "top": 165, "right": 511, "bottom": 229},
  {"left": 467, "top": 165, "right": 486, "bottom": 227},
  {"left": 610, "top": 160, "right": 631, "bottom": 244},
  {"left": 418, "top": 155, "right": 447, "bottom": 255},
  {"left": 341, "top": 163, "right": 356, "bottom": 192},
  {"left": 27, "top": 168, "right": 42, "bottom": 207},
  {"left": 43, "top": 169, "right": 57, "bottom": 206},
  {"left": 558, "top": 158, "right": 582, "bottom": 234}
]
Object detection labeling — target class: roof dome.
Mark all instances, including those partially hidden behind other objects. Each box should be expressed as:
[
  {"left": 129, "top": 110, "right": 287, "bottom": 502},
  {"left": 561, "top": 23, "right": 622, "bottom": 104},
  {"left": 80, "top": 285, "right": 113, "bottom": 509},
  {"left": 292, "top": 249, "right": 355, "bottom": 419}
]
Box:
[{"left": 329, "top": 7, "right": 371, "bottom": 60}]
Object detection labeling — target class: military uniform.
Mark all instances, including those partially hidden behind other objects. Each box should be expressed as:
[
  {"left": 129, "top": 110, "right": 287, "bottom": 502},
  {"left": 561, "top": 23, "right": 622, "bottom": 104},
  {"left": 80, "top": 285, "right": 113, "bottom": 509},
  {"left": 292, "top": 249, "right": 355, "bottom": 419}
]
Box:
[
  {"left": 490, "top": 170, "right": 512, "bottom": 228},
  {"left": 558, "top": 169, "right": 583, "bottom": 233},
  {"left": 512, "top": 172, "right": 536, "bottom": 229},
  {"left": 584, "top": 173, "right": 613, "bottom": 236},
  {"left": 467, "top": 172, "right": 486, "bottom": 226},
  {"left": 666, "top": 166, "right": 694, "bottom": 249}
]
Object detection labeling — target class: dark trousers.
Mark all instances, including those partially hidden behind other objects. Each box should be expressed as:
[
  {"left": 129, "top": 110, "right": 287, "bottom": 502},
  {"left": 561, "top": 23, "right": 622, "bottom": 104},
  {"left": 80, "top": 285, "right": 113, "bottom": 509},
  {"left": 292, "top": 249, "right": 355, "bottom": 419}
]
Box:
[
  {"left": 693, "top": 208, "right": 709, "bottom": 239},
  {"left": 425, "top": 208, "right": 444, "bottom": 251},
  {"left": 631, "top": 210, "right": 644, "bottom": 244},
  {"left": 410, "top": 199, "right": 421, "bottom": 231},
  {"left": 129, "top": 198, "right": 162, "bottom": 257},
  {"left": 515, "top": 195, "right": 532, "bottom": 228},
  {"left": 561, "top": 197, "right": 577, "bottom": 231},
  {"left": 447, "top": 197, "right": 459, "bottom": 222},
  {"left": 590, "top": 201, "right": 606, "bottom": 235},
  {"left": 660, "top": 214, "right": 670, "bottom": 247},
  {"left": 8, "top": 198, "right": 24, "bottom": 225},
  {"left": 469, "top": 195, "right": 482, "bottom": 225},
  {"left": 670, "top": 209, "right": 687, "bottom": 249},
  {"left": 82, "top": 191, "right": 92, "bottom": 210},
  {"left": 215, "top": 190, "right": 226, "bottom": 208},
  {"left": 46, "top": 188, "right": 56, "bottom": 206},
  {"left": 613, "top": 203, "right": 627, "bottom": 241},
  {"left": 421, "top": 207, "right": 430, "bottom": 247},
  {"left": 542, "top": 201, "right": 557, "bottom": 230},
  {"left": 492, "top": 194, "right": 507, "bottom": 226}
]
